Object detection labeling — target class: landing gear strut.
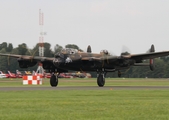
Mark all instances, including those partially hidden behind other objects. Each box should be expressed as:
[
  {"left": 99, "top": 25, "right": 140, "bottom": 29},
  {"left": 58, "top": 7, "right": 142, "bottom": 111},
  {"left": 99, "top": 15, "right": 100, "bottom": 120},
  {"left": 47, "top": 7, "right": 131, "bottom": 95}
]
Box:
[{"left": 50, "top": 73, "right": 58, "bottom": 87}]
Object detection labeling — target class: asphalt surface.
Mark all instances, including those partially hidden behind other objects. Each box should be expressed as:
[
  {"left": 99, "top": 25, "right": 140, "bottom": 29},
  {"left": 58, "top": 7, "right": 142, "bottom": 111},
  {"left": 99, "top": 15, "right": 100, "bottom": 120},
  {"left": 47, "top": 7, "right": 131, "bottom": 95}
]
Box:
[{"left": 1, "top": 86, "right": 169, "bottom": 91}]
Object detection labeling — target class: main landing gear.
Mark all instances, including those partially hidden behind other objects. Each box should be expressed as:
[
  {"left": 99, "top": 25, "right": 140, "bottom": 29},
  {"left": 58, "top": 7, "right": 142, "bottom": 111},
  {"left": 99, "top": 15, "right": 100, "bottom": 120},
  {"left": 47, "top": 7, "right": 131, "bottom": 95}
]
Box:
[
  {"left": 50, "top": 73, "right": 58, "bottom": 87},
  {"left": 97, "top": 71, "right": 106, "bottom": 87},
  {"left": 49, "top": 70, "right": 121, "bottom": 87},
  {"left": 97, "top": 70, "right": 121, "bottom": 87}
]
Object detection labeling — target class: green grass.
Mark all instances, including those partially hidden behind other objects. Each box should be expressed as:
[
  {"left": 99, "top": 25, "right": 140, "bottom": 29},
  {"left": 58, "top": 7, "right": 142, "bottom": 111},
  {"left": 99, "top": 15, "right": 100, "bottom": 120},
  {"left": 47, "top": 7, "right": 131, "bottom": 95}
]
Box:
[
  {"left": 0, "top": 78, "right": 169, "bottom": 86},
  {"left": 0, "top": 78, "right": 169, "bottom": 120}
]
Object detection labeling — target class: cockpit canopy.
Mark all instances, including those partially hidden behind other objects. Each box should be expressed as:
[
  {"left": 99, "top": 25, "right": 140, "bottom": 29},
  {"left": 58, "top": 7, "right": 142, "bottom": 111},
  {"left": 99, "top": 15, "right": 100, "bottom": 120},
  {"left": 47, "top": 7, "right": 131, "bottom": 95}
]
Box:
[{"left": 61, "top": 48, "right": 78, "bottom": 54}]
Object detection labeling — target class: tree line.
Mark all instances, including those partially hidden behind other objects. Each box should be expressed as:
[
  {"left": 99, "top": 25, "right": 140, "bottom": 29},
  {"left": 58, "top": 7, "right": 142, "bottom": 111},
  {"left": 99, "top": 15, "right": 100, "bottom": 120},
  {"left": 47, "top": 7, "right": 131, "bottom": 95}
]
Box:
[
  {"left": 0, "top": 42, "right": 82, "bottom": 74},
  {"left": 0, "top": 42, "right": 169, "bottom": 78}
]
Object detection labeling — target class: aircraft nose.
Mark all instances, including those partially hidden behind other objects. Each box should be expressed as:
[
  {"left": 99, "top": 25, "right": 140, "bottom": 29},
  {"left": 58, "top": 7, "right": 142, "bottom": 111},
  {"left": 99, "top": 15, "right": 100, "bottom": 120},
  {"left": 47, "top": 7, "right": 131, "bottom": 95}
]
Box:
[
  {"left": 55, "top": 52, "right": 64, "bottom": 59},
  {"left": 53, "top": 52, "right": 65, "bottom": 66},
  {"left": 53, "top": 58, "right": 60, "bottom": 66},
  {"left": 53, "top": 58, "right": 64, "bottom": 67}
]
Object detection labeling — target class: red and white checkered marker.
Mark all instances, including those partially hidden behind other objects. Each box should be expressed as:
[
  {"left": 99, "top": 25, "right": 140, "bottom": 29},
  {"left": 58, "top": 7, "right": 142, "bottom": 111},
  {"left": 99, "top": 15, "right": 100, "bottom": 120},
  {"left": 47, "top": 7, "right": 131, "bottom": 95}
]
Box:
[{"left": 23, "top": 75, "right": 42, "bottom": 85}]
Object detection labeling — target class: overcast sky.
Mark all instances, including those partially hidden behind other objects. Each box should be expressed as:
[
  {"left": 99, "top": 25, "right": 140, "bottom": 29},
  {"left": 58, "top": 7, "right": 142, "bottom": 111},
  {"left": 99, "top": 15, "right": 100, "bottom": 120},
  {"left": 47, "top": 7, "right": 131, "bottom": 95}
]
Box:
[{"left": 0, "top": 0, "right": 169, "bottom": 55}]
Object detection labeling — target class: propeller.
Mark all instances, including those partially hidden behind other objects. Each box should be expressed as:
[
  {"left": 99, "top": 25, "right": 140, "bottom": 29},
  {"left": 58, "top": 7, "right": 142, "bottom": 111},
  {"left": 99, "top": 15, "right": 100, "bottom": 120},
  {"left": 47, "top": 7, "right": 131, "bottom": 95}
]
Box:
[
  {"left": 121, "top": 45, "right": 131, "bottom": 56},
  {"left": 5, "top": 45, "right": 38, "bottom": 66},
  {"left": 147, "top": 44, "right": 155, "bottom": 53},
  {"left": 100, "top": 50, "right": 110, "bottom": 67}
]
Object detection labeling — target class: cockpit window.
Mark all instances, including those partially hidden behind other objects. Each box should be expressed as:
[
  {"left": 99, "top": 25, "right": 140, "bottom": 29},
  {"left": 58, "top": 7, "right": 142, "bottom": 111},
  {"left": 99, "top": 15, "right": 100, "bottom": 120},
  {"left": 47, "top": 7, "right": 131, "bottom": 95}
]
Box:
[
  {"left": 61, "top": 48, "right": 78, "bottom": 54},
  {"left": 100, "top": 50, "right": 109, "bottom": 55}
]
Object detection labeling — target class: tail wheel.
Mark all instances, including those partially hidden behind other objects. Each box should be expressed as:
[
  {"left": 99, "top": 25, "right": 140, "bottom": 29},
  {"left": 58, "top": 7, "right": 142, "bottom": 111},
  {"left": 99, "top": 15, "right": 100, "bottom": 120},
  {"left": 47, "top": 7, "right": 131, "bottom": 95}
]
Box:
[
  {"left": 50, "top": 74, "right": 58, "bottom": 87},
  {"left": 97, "top": 74, "right": 105, "bottom": 87}
]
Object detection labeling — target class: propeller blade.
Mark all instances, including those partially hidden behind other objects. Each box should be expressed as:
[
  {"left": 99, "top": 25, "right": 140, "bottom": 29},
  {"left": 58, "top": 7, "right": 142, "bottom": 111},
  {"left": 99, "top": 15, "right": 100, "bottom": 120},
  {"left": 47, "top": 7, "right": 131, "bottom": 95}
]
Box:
[
  {"left": 147, "top": 44, "right": 155, "bottom": 53},
  {"left": 121, "top": 45, "right": 131, "bottom": 55}
]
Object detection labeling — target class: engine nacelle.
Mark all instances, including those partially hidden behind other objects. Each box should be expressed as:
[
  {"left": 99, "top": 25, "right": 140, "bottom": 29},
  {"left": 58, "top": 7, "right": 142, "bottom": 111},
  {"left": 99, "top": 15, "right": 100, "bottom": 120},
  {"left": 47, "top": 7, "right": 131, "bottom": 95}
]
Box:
[
  {"left": 42, "top": 61, "right": 55, "bottom": 70},
  {"left": 18, "top": 60, "right": 37, "bottom": 68}
]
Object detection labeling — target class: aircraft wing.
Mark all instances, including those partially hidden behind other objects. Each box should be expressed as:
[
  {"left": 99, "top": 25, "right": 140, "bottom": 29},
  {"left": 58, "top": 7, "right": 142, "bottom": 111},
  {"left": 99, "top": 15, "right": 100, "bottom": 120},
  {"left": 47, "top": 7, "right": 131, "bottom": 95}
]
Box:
[
  {"left": 0, "top": 53, "right": 54, "bottom": 61},
  {"left": 122, "top": 51, "right": 169, "bottom": 60},
  {"left": 81, "top": 56, "right": 119, "bottom": 63},
  {"left": 81, "top": 51, "right": 169, "bottom": 63}
]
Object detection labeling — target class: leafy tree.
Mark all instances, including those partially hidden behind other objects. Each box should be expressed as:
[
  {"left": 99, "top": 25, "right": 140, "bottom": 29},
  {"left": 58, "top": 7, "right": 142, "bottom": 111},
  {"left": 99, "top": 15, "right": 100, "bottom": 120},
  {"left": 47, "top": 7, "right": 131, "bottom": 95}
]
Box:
[
  {"left": 32, "top": 42, "right": 54, "bottom": 57},
  {"left": 65, "top": 44, "right": 79, "bottom": 49},
  {"left": 6, "top": 43, "right": 13, "bottom": 52},
  {"left": 44, "top": 43, "right": 54, "bottom": 57},
  {"left": 0, "top": 48, "right": 8, "bottom": 72},
  {"left": 17, "top": 43, "right": 28, "bottom": 55},
  {"left": 0, "top": 44, "right": 2, "bottom": 50},
  {"left": 65, "top": 44, "right": 83, "bottom": 51},
  {"left": 152, "top": 58, "right": 166, "bottom": 78},
  {"left": 32, "top": 44, "right": 39, "bottom": 56},
  {"left": 0, "top": 42, "right": 7, "bottom": 51}
]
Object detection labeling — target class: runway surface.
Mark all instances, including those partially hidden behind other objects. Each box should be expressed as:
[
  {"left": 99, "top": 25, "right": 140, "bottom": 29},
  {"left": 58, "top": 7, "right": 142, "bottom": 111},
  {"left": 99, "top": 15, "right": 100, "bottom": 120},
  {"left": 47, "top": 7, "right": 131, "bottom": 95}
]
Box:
[{"left": 1, "top": 86, "right": 169, "bottom": 91}]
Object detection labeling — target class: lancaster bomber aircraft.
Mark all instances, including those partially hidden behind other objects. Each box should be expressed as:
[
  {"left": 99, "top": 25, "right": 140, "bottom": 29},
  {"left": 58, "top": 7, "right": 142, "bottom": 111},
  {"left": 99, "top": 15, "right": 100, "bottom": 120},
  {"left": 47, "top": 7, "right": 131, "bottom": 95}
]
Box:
[{"left": 0, "top": 44, "right": 169, "bottom": 87}]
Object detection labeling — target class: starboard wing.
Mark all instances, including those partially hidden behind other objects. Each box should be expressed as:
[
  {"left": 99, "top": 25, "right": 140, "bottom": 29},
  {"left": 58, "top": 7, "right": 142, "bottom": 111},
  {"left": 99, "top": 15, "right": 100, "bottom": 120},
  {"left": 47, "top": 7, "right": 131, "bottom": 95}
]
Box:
[{"left": 0, "top": 53, "right": 54, "bottom": 61}]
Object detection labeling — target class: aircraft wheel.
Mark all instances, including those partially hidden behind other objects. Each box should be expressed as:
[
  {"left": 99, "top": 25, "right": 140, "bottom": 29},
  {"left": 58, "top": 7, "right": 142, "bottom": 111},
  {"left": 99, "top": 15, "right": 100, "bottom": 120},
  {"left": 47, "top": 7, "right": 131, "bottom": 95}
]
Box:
[
  {"left": 50, "top": 74, "right": 58, "bottom": 87},
  {"left": 97, "top": 74, "right": 105, "bottom": 87}
]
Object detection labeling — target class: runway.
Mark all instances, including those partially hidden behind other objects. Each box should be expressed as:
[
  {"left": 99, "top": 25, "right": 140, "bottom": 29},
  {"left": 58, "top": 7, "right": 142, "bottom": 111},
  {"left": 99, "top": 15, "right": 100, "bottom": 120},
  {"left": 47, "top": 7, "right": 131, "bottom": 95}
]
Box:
[{"left": 1, "top": 86, "right": 169, "bottom": 91}]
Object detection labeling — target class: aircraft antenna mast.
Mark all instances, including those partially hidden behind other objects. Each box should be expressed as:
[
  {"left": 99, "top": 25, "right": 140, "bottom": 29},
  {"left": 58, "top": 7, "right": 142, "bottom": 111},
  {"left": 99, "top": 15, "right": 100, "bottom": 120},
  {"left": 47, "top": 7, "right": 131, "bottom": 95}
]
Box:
[
  {"left": 36, "top": 9, "right": 46, "bottom": 76},
  {"left": 39, "top": 9, "right": 44, "bottom": 57}
]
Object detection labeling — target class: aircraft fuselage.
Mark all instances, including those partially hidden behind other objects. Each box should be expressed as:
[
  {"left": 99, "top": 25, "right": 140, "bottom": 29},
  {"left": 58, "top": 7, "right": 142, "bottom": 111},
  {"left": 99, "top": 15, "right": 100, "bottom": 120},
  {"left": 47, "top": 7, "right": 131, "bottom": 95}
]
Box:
[{"left": 53, "top": 52, "right": 135, "bottom": 72}]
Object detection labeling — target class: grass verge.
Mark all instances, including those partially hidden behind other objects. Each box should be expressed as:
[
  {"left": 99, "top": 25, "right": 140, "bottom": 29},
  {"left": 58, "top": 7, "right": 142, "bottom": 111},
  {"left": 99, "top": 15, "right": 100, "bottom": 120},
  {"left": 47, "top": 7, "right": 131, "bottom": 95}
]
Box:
[{"left": 0, "top": 78, "right": 169, "bottom": 120}]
